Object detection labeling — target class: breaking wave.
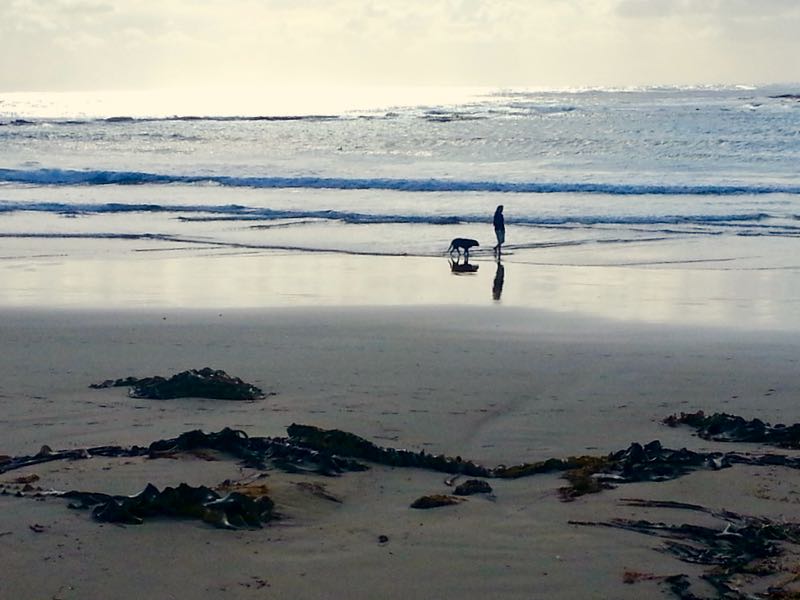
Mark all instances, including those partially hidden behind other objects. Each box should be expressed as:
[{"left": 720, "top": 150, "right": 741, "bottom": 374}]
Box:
[
  {"left": 2, "top": 168, "right": 800, "bottom": 196},
  {"left": 0, "top": 199, "right": 774, "bottom": 229}
]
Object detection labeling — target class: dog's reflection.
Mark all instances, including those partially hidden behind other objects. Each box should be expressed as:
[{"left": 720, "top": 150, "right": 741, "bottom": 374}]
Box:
[
  {"left": 449, "top": 255, "right": 479, "bottom": 274},
  {"left": 492, "top": 260, "right": 505, "bottom": 300}
]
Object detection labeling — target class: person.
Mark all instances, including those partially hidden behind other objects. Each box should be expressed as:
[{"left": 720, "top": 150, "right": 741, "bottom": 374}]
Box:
[{"left": 493, "top": 205, "right": 505, "bottom": 255}]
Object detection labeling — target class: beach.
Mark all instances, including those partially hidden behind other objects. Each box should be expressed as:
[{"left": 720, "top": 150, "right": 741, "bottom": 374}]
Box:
[
  {"left": 3, "top": 252, "right": 800, "bottom": 599},
  {"left": 3, "top": 85, "right": 800, "bottom": 599}
]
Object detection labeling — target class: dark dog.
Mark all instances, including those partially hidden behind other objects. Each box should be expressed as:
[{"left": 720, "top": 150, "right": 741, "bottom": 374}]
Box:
[{"left": 448, "top": 238, "right": 479, "bottom": 257}]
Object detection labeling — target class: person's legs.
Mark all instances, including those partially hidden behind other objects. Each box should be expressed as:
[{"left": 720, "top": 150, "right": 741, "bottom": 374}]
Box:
[{"left": 494, "top": 229, "right": 505, "bottom": 254}]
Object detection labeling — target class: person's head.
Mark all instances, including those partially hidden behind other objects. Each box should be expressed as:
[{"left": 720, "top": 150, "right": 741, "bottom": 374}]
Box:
[{"left": 496, "top": 205, "right": 503, "bottom": 213}]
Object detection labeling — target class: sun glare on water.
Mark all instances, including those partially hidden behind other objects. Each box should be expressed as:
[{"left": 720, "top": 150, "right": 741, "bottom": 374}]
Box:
[{"left": 0, "top": 86, "right": 493, "bottom": 119}]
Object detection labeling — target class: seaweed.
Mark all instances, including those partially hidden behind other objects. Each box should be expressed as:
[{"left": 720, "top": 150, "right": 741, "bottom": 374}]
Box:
[
  {"left": 572, "top": 498, "right": 800, "bottom": 599},
  {"left": 664, "top": 411, "right": 800, "bottom": 449},
  {"left": 0, "top": 425, "right": 780, "bottom": 504},
  {"left": 8, "top": 417, "right": 800, "bottom": 533},
  {"left": 62, "top": 482, "right": 275, "bottom": 529},
  {"left": 0, "top": 427, "right": 367, "bottom": 478},
  {"left": 0, "top": 443, "right": 148, "bottom": 475},
  {"left": 286, "top": 427, "right": 743, "bottom": 500},
  {"left": 410, "top": 495, "right": 464, "bottom": 509},
  {"left": 560, "top": 463, "right": 614, "bottom": 500},
  {"left": 90, "top": 368, "right": 266, "bottom": 401},
  {"left": 286, "top": 423, "right": 493, "bottom": 476},
  {"left": 453, "top": 479, "right": 493, "bottom": 496}
]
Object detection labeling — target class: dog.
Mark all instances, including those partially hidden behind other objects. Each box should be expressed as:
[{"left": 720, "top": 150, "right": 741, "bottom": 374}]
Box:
[{"left": 447, "top": 238, "right": 479, "bottom": 257}]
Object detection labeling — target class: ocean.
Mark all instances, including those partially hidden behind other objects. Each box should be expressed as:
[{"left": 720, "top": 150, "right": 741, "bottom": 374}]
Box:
[{"left": 1, "top": 85, "right": 799, "bottom": 319}]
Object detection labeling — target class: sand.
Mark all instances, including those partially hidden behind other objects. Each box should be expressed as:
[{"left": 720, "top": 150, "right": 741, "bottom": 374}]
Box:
[{"left": 2, "top": 302, "right": 800, "bottom": 599}]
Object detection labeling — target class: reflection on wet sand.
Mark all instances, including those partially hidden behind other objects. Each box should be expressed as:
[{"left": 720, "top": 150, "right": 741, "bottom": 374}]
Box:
[
  {"left": 449, "top": 256, "right": 479, "bottom": 274},
  {"left": 493, "top": 260, "right": 505, "bottom": 301},
  {"left": 2, "top": 246, "right": 799, "bottom": 331}
]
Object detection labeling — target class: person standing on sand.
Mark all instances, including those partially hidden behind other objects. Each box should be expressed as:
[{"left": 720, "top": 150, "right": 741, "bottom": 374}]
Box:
[{"left": 493, "top": 204, "right": 505, "bottom": 256}]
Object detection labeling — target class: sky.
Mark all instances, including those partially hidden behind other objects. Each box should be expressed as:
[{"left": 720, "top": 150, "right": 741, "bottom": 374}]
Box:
[{"left": 1, "top": 0, "right": 799, "bottom": 92}]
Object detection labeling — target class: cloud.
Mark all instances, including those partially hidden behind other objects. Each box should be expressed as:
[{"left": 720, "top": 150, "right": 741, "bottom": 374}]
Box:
[
  {"left": 615, "top": 0, "right": 800, "bottom": 18},
  {"left": 0, "top": 0, "right": 798, "bottom": 91}
]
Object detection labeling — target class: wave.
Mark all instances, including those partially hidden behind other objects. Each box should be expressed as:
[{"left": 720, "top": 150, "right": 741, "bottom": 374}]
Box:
[
  {"left": 0, "top": 199, "right": 773, "bottom": 229},
  {"left": 0, "top": 232, "right": 416, "bottom": 257},
  {"left": 2, "top": 168, "right": 800, "bottom": 196}
]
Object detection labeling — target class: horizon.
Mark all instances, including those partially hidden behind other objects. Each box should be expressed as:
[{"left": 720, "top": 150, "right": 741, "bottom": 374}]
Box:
[{"left": 2, "top": 82, "right": 798, "bottom": 120}]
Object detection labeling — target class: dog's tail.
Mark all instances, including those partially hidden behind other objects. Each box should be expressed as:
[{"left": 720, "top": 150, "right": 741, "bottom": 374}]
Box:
[{"left": 447, "top": 241, "right": 455, "bottom": 253}]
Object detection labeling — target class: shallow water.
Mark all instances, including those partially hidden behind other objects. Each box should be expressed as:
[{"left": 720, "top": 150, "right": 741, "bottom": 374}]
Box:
[{"left": 1, "top": 85, "right": 799, "bottom": 323}]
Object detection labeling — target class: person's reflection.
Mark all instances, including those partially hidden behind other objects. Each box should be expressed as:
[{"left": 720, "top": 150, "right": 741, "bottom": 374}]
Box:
[
  {"left": 492, "top": 259, "right": 505, "bottom": 301},
  {"left": 449, "top": 255, "right": 479, "bottom": 274}
]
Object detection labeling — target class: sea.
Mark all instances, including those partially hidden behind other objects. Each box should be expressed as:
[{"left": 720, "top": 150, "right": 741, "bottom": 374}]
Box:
[{"left": 1, "top": 84, "right": 800, "bottom": 322}]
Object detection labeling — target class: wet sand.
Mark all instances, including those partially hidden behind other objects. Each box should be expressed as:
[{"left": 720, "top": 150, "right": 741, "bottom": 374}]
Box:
[
  {"left": 2, "top": 304, "right": 800, "bottom": 599},
  {"left": 3, "top": 245, "right": 800, "bottom": 330}
]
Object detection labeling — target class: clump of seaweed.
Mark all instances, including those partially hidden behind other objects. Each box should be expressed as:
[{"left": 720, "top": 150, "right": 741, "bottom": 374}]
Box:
[
  {"left": 664, "top": 411, "right": 800, "bottom": 449},
  {"left": 216, "top": 476, "right": 272, "bottom": 500},
  {"left": 90, "top": 368, "right": 266, "bottom": 401},
  {"left": 453, "top": 479, "right": 493, "bottom": 496},
  {"left": 622, "top": 571, "right": 667, "bottom": 584},
  {"left": 63, "top": 482, "right": 275, "bottom": 529},
  {"left": 410, "top": 495, "right": 464, "bottom": 509},
  {"left": 559, "top": 456, "right": 614, "bottom": 501}
]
